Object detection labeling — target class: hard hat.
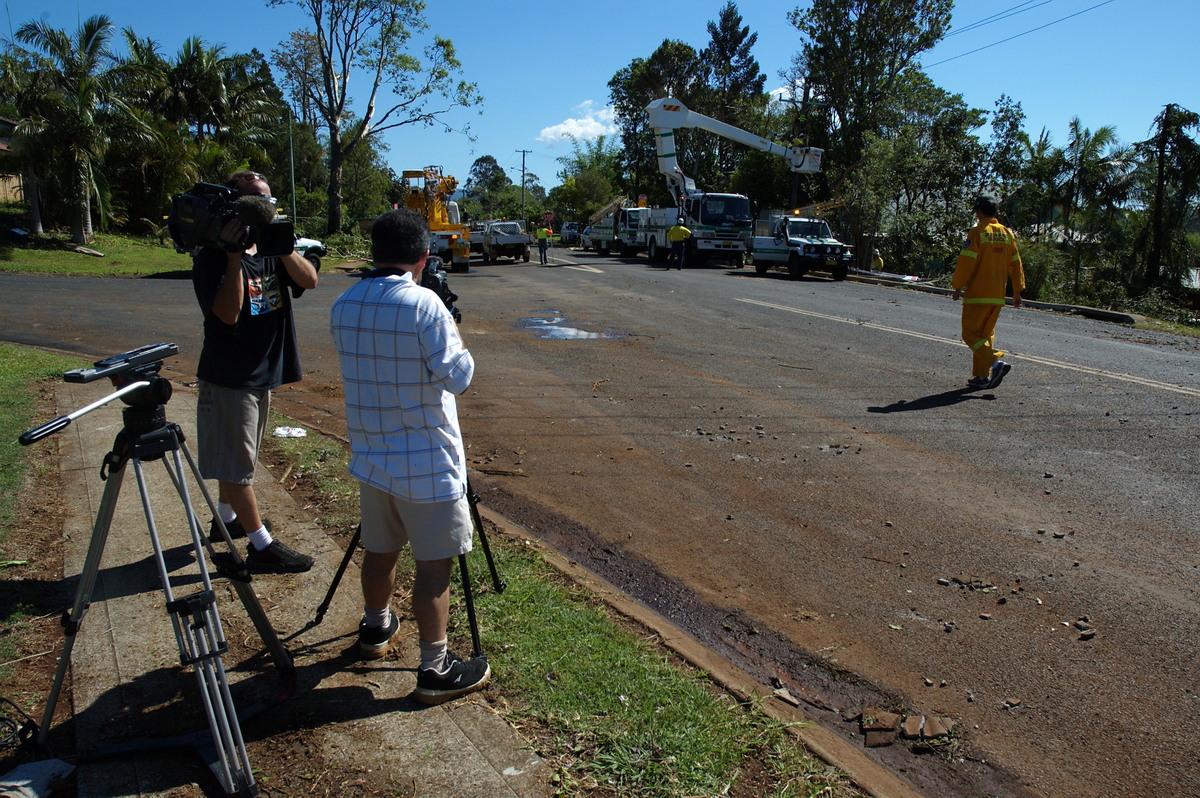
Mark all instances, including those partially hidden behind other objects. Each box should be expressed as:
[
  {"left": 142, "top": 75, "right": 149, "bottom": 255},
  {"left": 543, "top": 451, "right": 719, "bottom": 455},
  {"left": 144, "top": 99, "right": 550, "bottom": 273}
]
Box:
[{"left": 676, "top": 217, "right": 684, "bottom": 224}]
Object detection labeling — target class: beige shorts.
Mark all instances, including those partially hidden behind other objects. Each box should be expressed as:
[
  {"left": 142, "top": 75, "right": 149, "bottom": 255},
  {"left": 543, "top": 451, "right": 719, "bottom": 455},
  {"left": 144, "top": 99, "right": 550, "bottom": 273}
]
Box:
[
  {"left": 196, "top": 381, "right": 270, "bottom": 484},
  {"left": 358, "top": 483, "right": 473, "bottom": 561}
]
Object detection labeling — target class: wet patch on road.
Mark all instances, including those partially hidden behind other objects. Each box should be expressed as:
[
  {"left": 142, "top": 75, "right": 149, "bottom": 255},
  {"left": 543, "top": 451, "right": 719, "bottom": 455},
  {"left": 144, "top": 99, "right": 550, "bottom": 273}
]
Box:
[{"left": 518, "top": 310, "right": 623, "bottom": 340}]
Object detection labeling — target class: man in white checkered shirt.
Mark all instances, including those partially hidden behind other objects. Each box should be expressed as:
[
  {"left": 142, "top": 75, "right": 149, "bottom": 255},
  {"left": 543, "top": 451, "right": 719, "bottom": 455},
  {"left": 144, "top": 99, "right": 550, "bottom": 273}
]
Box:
[{"left": 330, "top": 208, "right": 489, "bottom": 705}]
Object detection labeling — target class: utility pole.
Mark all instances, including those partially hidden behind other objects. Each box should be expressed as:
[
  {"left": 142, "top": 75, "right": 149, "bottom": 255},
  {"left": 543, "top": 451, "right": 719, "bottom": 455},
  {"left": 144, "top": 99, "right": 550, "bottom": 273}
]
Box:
[{"left": 516, "top": 149, "right": 532, "bottom": 221}]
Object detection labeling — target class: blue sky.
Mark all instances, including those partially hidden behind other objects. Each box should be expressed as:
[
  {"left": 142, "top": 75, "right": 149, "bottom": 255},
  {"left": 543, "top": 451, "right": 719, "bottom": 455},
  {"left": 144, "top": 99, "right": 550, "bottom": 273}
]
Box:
[{"left": 16, "top": 0, "right": 1195, "bottom": 192}]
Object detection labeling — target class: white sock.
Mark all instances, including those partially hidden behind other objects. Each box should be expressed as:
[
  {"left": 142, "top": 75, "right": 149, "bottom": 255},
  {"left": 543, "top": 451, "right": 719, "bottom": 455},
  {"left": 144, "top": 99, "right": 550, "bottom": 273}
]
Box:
[
  {"left": 363, "top": 607, "right": 391, "bottom": 628},
  {"left": 218, "top": 502, "right": 237, "bottom": 524},
  {"left": 419, "top": 639, "right": 448, "bottom": 672},
  {"left": 248, "top": 526, "right": 273, "bottom": 551}
]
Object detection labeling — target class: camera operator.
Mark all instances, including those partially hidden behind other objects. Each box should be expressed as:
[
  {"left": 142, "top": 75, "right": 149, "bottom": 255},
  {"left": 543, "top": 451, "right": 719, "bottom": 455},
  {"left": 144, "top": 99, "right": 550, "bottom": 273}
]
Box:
[
  {"left": 191, "top": 169, "right": 317, "bottom": 573},
  {"left": 329, "top": 209, "right": 489, "bottom": 704}
]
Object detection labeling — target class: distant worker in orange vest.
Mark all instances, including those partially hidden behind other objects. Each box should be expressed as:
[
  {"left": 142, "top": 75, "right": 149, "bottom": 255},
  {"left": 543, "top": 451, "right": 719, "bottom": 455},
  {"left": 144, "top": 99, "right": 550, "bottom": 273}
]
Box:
[
  {"left": 952, "top": 194, "right": 1025, "bottom": 390},
  {"left": 666, "top": 217, "right": 692, "bottom": 270},
  {"left": 536, "top": 225, "right": 552, "bottom": 264}
]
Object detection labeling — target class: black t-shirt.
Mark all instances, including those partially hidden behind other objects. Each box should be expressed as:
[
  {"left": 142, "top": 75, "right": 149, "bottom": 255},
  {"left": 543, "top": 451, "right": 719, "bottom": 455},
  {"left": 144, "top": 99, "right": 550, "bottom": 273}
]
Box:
[{"left": 192, "top": 246, "right": 302, "bottom": 390}]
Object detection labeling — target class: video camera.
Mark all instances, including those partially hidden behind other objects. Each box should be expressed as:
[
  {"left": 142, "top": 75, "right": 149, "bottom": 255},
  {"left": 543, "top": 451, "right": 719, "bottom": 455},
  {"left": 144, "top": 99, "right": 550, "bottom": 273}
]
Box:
[
  {"left": 168, "top": 182, "right": 295, "bottom": 257},
  {"left": 421, "top": 256, "right": 462, "bottom": 323}
]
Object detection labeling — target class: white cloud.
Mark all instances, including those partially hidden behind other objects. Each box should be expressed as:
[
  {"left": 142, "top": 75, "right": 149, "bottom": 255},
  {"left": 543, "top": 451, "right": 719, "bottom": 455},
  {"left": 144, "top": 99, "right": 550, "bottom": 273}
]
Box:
[{"left": 537, "top": 100, "right": 617, "bottom": 145}]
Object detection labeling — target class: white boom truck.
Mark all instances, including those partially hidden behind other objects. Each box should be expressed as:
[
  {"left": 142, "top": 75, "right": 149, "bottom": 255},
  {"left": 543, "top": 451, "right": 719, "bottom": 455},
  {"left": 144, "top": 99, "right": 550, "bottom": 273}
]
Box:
[{"left": 643, "top": 97, "right": 823, "bottom": 267}]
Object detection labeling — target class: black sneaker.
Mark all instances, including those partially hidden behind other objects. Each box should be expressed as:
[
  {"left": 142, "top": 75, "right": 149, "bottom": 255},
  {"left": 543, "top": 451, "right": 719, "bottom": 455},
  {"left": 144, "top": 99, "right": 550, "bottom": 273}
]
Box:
[
  {"left": 245, "top": 540, "right": 314, "bottom": 574},
  {"left": 987, "top": 360, "right": 1012, "bottom": 389},
  {"left": 414, "top": 651, "right": 490, "bottom": 705},
  {"left": 209, "top": 516, "right": 272, "bottom": 543},
  {"left": 358, "top": 612, "right": 400, "bottom": 660}
]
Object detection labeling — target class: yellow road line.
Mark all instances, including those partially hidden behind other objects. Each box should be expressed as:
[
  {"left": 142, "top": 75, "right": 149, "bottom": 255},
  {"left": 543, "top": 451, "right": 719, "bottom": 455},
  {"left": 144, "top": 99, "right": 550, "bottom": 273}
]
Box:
[{"left": 736, "top": 297, "right": 1200, "bottom": 398}]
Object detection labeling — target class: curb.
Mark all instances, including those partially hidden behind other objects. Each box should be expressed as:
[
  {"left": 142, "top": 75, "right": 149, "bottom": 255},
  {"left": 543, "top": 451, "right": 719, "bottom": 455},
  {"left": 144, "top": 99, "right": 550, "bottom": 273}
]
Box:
[
  {"left": 474, "top": 501, "right": 926, "bottom": 798},
  {"left": 846, "top": 271, "right": 1143, "bottom": 325}
]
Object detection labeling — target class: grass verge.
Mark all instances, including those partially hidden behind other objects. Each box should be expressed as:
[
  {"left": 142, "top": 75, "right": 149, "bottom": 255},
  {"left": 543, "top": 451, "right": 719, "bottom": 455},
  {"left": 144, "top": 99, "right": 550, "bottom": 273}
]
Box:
[
  {"left": 261, "top": 412, "right": 861, "bottom": 797},
  {"left": 0, "top": 344, "right": 86, "bottom": 683}
]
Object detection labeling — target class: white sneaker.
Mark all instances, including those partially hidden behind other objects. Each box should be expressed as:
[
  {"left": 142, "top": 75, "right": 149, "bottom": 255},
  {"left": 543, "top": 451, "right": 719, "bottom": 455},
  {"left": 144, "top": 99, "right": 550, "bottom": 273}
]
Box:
[{"left": 987, "top": 360, "right": 1011, "bottom": 389}]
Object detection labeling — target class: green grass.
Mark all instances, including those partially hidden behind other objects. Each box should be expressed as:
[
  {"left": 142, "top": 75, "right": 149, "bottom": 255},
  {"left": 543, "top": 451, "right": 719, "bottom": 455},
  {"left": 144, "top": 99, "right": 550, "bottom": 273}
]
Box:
[
  {"left": 0, "top": 232, "right": 193, "bottom": 277},
  {"left": 0, "top": 344, "right": 86, "bottom": 681},
  {"left": 0, "top": 344, "right": 86, "bottom": 538},
  {"left": 262, "top": 416, "right": 859, "bottom": 797}
]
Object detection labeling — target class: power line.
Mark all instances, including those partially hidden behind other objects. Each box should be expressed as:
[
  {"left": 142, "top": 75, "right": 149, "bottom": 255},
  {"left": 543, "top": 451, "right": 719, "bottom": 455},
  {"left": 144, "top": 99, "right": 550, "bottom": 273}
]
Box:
[
  {"left": 924, "top": 0, "right": 1117, "bottom": 68},
  {"left": 946, "top": 0, "right": 1056, "bottom": 38}
]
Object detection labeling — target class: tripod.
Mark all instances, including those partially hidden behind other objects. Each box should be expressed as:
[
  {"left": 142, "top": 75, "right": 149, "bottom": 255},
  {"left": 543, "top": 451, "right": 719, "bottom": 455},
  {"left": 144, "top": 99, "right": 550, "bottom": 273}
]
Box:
[
  {"left": 21, "top": 344, "right": 294, "bottom": 798},
  {"left": 313, "top": 480, "right": 506, "bottom": 658}
]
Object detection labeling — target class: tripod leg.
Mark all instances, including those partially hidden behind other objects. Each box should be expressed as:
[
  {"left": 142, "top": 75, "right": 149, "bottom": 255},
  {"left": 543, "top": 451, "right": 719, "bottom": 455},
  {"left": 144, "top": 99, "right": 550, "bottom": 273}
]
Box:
[
  {"left": 466, "top": 480, "right": 506, "bottom": 594},
  {"left": 37, "top": 459, "right": 127, "bottom": 746},
  {"left": 178, "top": 436, "right": 295, "bottom": 684},
  {"left": 314, "top": 525, "right": 361, "bottom": 624},
  {"left": 135, "top": 455, "right": 256, "bottom": 795},
  {"left": 457, "top": 553, "right": 484, "bottom": 659}
]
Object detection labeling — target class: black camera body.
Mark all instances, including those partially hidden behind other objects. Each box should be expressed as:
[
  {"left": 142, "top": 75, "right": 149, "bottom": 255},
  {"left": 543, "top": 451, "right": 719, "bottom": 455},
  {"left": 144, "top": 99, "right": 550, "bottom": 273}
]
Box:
[
  {"left": 168, "top": 182, "right": 295, "bottom": 257},
  {"left": 421, "top": 256, "right": 462, "bottom": 323}
]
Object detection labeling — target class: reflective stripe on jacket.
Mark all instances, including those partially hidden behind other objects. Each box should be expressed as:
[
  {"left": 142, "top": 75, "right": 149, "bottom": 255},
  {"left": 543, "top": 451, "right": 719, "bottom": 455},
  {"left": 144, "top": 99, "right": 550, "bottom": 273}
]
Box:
[{"left": 953, "top": 217, "right": 1025, "bottom": 303}]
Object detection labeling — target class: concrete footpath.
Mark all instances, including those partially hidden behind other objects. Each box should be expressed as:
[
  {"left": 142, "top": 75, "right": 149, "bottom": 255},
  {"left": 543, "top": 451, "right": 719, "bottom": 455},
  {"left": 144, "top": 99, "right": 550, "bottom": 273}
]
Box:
[{"left": 54, "top": 378, "right": 550, "bottom": 797}]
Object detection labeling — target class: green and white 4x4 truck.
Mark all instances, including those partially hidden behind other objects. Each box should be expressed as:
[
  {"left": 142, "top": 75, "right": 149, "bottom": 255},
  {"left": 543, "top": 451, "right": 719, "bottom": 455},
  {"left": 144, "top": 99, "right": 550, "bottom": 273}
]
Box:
[{"left": 748, "top": 215, "right": 852, "bottom": 280}]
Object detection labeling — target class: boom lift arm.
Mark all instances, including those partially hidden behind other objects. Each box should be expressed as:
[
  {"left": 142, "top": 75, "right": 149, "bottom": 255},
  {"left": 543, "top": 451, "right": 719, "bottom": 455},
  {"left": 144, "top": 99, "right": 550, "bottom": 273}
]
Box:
[{"left": 645, "top": 97, "right": 823, "bottom": 203}]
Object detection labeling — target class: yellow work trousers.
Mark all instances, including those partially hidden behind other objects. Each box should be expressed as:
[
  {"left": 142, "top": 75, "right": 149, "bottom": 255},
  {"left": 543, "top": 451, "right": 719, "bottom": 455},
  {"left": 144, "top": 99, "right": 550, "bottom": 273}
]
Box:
[{"left": 961, "top": 304, "right": 1005, "bottom": 378}]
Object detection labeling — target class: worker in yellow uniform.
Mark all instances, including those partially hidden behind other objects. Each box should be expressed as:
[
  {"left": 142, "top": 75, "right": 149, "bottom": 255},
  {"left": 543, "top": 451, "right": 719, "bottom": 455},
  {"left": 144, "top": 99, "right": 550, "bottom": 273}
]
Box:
[
  {"left": 952, "top": 194, "right": 1024, "bottom": 389},
  {"left": 536, "top": 225, "right": 551, "bottom": 264},
  {"left": 870, "top": 249, "right": 884, "bottom": 272},
  {"left": 665, "top": 217, "right": 692, "bottom": 270}
]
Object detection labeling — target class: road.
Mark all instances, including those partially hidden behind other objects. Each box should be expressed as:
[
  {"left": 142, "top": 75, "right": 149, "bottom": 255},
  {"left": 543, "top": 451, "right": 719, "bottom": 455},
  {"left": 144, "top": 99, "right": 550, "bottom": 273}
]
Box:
[{"left": 5, "top": 249, "right": 1198, "bottom": 797}]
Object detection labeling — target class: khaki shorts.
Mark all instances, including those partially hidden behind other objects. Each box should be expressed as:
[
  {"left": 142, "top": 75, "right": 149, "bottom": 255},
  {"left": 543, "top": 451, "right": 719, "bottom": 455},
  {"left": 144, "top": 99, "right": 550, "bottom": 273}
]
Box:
[
  {"left": 359, "top": 483, "right": 473, "bottom": 561},
  {"left": 196, "top": 381, "right": 270, "bottom": 485}
]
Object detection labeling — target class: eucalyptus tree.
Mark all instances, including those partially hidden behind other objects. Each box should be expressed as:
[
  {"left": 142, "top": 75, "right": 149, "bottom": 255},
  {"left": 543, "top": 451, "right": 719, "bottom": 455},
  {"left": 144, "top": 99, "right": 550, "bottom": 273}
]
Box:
[
  {"left": 13, "top": 14, "right": 146, "bottom": 243},
  {"left": 696, "top": 2, "right": 767, "bottom": 188},
  {"left": 608, "top": 40, "right": 709, "bottom": 204},
  {"left": 1134, "top": 103, "right": 1200, "bottom": 292},
  {"left": 787, "top": 0, "right": 952, "bottom": 194},
  {"left": 269, "top": 0, "right": 482, "bottom": 233}
]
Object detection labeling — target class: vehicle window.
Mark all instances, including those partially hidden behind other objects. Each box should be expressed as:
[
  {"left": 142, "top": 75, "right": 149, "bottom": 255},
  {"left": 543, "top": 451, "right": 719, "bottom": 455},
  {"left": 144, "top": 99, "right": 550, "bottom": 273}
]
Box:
[
  {"left": 787, "top": 220, "right": 833, "bottom": 239},
  {"left": 700, "top": 196, "right": 751, "bottom": 224}
]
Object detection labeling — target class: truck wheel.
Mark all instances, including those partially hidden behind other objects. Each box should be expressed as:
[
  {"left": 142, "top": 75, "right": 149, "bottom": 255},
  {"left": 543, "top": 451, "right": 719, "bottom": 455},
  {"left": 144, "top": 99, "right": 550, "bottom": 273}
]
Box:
[
  {"left": 832, "top": 262, "right": 848, "bottom": 281},
  {"left": 754, "top": 258, "right": 768, "bottom": 275},
  {"left": 647, "top": 238, "right": 658, "bottom": 262},
  {"left": 523, "top": 249, "right": 530, "bottom": 263},
  {"left": 788, "top": 253, "right": 806, "bottom": 280}
]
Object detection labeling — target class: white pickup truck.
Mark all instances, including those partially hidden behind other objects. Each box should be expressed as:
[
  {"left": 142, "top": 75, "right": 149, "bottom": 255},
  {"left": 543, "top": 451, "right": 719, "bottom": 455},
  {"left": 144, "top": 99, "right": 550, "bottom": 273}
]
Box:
[
  {"left": 748, "top": 215, "right": 852, "bottom": 280},
  {"left": 479, "top": 220, "right": 530, "bottom": 263}
]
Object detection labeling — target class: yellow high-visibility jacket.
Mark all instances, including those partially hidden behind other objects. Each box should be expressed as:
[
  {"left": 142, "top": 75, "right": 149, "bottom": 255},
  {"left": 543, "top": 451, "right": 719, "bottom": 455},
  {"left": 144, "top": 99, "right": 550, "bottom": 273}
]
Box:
[
  {"left": 666, "top": 224, "right": 692, "bottom": 243},
  {"left": 953, "top": 217, "right": 1025, "bottom": 303}
]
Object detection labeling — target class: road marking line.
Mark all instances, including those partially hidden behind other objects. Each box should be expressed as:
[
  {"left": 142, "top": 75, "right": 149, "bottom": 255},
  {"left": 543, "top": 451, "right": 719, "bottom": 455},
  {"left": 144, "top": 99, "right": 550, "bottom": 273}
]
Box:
[
  {"left": 565, "top": 264, "right": 604, "bottom": 273},
  {"left": 736, "top": 297, "right": 1200, "bottom": 398}
]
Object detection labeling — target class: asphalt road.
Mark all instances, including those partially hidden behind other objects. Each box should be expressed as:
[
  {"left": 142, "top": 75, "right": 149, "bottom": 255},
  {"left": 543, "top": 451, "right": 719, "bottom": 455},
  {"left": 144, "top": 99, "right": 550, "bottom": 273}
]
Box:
[{"left": 5, "top": 251, "right": 1199, "bottom": 797}]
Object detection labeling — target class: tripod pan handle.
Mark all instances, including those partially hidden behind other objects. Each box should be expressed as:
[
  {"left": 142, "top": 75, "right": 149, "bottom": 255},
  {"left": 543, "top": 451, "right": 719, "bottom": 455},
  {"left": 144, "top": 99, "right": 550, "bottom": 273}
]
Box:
[{"left": 20, "top": 415, "right": 71, "bottom": 446}]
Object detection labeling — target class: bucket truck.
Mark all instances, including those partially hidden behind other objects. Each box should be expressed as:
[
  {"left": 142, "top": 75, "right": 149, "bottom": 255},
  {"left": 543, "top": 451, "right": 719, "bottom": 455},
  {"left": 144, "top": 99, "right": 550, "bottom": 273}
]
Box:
[
  {"left": 401, "top": 166, "right": 472, "bottom": 271},
  {"left": 585, "top": 196, "right": 648, "bottom": 257},
  {"left": 642, "top": 97, "right": 823, "bottom": 267}
]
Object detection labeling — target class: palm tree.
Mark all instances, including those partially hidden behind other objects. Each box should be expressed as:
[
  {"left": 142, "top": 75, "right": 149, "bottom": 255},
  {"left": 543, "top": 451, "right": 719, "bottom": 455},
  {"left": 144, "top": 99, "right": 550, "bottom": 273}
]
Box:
[{"left": 14, "top": 15, "right": 137, "bottom": 243}]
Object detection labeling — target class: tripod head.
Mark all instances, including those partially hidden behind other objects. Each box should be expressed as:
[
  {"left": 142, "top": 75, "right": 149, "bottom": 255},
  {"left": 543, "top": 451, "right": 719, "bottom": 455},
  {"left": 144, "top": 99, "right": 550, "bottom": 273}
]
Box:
[{"left": 19, "top": 343, "right": 180, "bottom": 446}]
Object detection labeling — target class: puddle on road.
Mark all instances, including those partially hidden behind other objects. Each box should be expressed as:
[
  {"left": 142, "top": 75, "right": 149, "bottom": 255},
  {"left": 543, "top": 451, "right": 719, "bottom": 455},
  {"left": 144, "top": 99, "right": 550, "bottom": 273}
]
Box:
[{"left": 518, "top": 310, "right": 622, "bottom": 340}]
